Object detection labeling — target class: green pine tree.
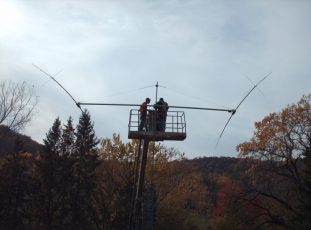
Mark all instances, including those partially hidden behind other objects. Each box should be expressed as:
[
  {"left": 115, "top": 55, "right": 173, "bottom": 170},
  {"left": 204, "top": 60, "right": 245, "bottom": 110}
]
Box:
[
  {"left": 57, "top": 116, "right": 77, "bottom": 228},
  {"left": 62, "top": 116, "right": 75, "bottom": 155},
  {"left": 71, "top": 109, "right": 101, "bottom": 229},
  {"left": 43, "top": 117, "right": 62, "bottom": 155},
  {"left": 33, "top": 117, "right": 64, "bottom": 229}
]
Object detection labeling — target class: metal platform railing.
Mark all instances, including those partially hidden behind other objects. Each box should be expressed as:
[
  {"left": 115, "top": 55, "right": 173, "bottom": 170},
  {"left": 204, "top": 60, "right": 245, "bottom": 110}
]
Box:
[{"left": 128, "top": 109, "right": 186, "bottom": 134}]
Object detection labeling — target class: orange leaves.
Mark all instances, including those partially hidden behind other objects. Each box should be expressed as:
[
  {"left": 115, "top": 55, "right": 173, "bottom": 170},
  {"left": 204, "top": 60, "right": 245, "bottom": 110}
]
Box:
[
  {"left": 214, "top": 181, "right": 243, "bottom": 216},
  {"left": 231, "top": 95, "right": 311, "bottom": 228},
  {"left": 237, "top": 94, "right": 311, "bottom": 161}
]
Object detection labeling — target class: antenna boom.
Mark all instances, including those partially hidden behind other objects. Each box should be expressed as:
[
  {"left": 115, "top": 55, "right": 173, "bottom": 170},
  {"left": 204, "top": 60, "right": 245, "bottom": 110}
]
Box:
[{"left": 77, "top": 102, "right": 234, "bottom": 113}]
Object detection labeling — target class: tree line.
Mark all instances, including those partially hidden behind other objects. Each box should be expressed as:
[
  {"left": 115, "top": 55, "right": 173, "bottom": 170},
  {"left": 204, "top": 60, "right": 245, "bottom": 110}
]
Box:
[
  {"left": 0, "top": 110, "right": 209, "bottom": 229},
  {"left": 0, "top": 79, "right": 310, "bottom": 229}
]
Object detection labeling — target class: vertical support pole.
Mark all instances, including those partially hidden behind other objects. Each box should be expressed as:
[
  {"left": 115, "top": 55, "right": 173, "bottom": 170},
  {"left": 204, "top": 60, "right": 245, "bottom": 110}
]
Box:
[
  {"left": 131, "top": 139, "right": 149, "bottom": 230},
  {"left": 155, "top": 81, "right": 158, "bottom": 103},
  {"left": 129, "top": 139, "right": 142, "bottom": 230}
]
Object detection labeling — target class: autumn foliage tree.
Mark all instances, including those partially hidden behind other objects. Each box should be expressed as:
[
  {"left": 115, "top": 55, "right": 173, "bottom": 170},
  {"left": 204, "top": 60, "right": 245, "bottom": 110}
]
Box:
[
  {"left": 214, "top": 182, "right": 243, "bottom": 216},
  {"left": 96, "top": 134, "right": 209, "bottom": 230},
  {"left": 212, "top": 181, "right": 265, "bottom": 230},
  {"left": 294, "top": 135, "right": 311, "bottom": 229},
  {"left": 145, "top": 144, "right": 208, "bottom": 230},
  {"left": 236, "top": 94, "right": 311, "bottom": 229},
  {"left": 0, "top": 138, "right": 33, "bottom": 229},
  {"left": 96, "top": 134, "right": 138, "bottom": 229}
]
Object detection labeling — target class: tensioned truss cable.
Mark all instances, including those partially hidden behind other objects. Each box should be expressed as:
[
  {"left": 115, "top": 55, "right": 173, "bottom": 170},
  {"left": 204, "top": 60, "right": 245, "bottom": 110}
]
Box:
[
  {"left": 162, "top": 86, "right": 231, "bottom": 109},
  {"left": 81, "top": 85, "right": 156, "bottom": 102}
]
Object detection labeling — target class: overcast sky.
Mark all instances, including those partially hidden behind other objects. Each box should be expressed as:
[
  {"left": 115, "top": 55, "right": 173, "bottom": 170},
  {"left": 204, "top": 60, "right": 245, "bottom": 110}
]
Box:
[{"left": 1, "top": 0, "right": 310, "bottom": 159}]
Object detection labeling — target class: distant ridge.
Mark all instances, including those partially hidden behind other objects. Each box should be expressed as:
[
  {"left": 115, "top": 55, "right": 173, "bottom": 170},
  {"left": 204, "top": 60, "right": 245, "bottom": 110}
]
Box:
[{"left": 0, "top": 125, "right": 43, "bottom": 158}]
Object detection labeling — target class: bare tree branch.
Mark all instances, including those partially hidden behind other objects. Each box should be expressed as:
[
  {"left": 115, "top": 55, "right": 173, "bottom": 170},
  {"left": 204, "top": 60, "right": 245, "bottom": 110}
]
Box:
[{"left": 0, "top": 80, "right": 39, "bottom": 138}]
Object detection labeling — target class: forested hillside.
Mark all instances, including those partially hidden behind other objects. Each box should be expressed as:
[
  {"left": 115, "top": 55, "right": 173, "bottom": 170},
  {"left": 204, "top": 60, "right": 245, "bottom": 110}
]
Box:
[
  {"left": 0, "top": 125, "right": 43, "bottom": 158},
  {"left": 0, "top": 94, "right": 310, "bottom": 230}
]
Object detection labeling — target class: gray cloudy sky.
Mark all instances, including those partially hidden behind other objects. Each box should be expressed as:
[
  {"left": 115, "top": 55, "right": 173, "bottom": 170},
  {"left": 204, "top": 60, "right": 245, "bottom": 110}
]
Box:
[{"left": 1, "top": 0, "right": 310, "bottom": 159}]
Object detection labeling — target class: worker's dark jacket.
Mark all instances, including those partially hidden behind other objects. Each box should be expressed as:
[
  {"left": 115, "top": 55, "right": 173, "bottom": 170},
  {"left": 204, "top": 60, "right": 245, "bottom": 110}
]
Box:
[{"left": 155, "top": 101, "right": 168, "bottom": 118}]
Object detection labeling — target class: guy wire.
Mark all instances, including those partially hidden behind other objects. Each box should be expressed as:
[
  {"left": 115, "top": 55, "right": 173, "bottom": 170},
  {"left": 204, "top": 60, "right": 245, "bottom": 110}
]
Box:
[
  {"left": 162, "top": 86, "right": 231, "bottom": 109},
  {"left": 81, "top": 85, "right": 156, "bottom": 102}
]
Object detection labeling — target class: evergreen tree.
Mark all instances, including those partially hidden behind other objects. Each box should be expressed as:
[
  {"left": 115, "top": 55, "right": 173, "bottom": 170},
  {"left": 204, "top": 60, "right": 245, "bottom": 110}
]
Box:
[
  {"left": 62, "top": 116, "right": 75, "bottom": 155},
  {"left": 57, "top": 116, "right": 76, "bottom": 228},
  {"left": 0, "top": 138, "right": 32, "bottom": 229},
  {"left": 43, "top": 117, "right": 62, "bottom": 154},
  {"left": 71, "top": 109, "right": 101, "bottom": 229},
  {"left": 33, "top": 117, "right": 64, "bottom": 229}
]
